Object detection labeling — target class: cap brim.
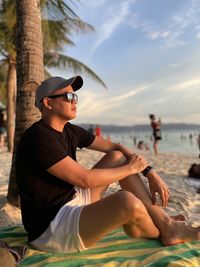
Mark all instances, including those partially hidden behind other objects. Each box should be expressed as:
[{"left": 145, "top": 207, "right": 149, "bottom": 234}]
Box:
[{"left": 71, "top": 76, "right": 83, "bottom": 91}]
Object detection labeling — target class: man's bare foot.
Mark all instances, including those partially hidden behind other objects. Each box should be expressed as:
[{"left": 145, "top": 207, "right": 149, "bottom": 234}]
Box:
[
  {"left": 170, "top": 214, "right": 186, "bottom": 221},
  {"left": 161, "top": 222, "right": 200, "bottom": 246}
]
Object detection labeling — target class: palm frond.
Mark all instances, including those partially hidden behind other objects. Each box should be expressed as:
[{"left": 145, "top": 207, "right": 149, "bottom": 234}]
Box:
[
  {"left": 41, "top": 0, "right": 80, "bottom": 20},
  {"left": 44, "top": 52, "right": 107, "bottom": 88},
  {"left": 0, "top": 0, "right": 16, "bottom": 59},
  {"left": 0, "top": 58, "right": 8, "bottom": 67},
  {"left": 63, "top": 17, "right": 94, "bottom": 34},
  {"left": 44, "top": 68, "right": 52, "bottom": 79},
  {"left": 42, "top": 19, "right": 75, "bottom": 52},
  {"left": 0, "top": 0, "right": 106, "bottom": 91}
]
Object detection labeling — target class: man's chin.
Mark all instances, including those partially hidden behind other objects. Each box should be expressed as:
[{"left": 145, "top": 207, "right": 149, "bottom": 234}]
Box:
[{"left": 67, "top": 114, "right": 76, "bottom": 121}]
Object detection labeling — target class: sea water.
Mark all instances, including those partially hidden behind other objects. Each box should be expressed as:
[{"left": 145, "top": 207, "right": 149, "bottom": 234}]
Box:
[{"left": 104, "top": 129, "right": 200, "bottom": 156}]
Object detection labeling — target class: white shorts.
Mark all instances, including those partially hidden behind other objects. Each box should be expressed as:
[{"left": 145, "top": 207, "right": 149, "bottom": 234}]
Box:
[{"left": 30, "top": 186, "right": 91, "bottom": 253}]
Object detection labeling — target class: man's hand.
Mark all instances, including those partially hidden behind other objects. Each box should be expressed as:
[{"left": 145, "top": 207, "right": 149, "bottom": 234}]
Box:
[
  {"left": 128, "top": 154, "right": 149, "bottom": 175},
  {"left": 147, "top": 170, "right": 169, "bottom": 208}
]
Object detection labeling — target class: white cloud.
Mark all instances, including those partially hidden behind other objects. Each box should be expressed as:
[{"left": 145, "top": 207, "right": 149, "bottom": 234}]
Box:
[
  {"left": 128, "top": 0, "right": 200, "bottom": 49},
  {"left": 76, "top": 70, "right": 200, "bottom": 125},
  {"left": 161, "top": 31, "right": 170, "bottom": 38},
  {"left": 78, "top": 82, "right": 153, "bottom": 116},
  {"left": 83, "top": 0, "right": 106, "bottom": 9},
  {"left": 169, "top": 63, "right": 181, "bottom": 69},
  {"left": 69, "top": 0, "right": 200, "bottom": 125},
  {"left": 92, "top": 0, "right": 135, "bottom": 51},
  {"left": 166, "top": 78, "right": 200, "bottom": 93},
  {"left": 148, "top": 31, "right": 160, "bottom": 40}
]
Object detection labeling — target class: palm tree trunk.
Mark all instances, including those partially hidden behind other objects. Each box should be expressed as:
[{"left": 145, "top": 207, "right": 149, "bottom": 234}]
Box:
[
  {"left": 7, "top": 0, "right": 44, "bottom": 206},
  {"left": 6, "top": 58, "right": 16, "bottom": 153}
]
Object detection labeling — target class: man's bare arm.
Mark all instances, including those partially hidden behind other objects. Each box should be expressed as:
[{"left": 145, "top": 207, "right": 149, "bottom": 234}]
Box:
[{"left": 47, "top": 154, "right": 148, "bottom": 189}]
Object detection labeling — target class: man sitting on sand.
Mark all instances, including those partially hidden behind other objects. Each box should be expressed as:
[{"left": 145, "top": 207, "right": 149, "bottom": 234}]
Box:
[{"left": 16, "top": 76, "right": 200, "bottom": 253}]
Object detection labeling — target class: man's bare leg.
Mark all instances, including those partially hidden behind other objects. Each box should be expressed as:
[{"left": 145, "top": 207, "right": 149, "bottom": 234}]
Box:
[
  {"left": 106, "top": 151, "right": 200, "bottom": 245},
  {"left": 79, "top": 150, "right": 159, "bottom": 248},
  {"left": 153, "top": 141, "right": 158, "bottom": 155},
  {"left": 88, "top": 150, "right": 199, "bottom": 246},
  {"left": 119, "top": 172, "right": 200, "bottom": 245},
  {"left": 79, "top": 191, "right": 159, "bottom": 248}
]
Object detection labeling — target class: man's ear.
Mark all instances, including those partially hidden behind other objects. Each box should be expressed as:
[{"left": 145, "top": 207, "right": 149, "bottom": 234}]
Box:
[{"left": 42, "top": 97, "right": 52, "bottom": 110}]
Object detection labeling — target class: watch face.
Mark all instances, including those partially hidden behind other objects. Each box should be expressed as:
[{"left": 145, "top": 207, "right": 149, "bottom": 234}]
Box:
[{"left": 142, "top": 166, "right": 152, "bottom": 176}]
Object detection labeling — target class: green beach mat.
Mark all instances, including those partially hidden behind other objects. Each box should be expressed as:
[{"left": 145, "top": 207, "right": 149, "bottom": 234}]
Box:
[{"left": 0, "top": 226, "right": 199, "bottom": 266}]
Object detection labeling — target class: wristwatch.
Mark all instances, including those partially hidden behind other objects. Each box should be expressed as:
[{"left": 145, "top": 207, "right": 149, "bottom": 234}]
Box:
[{"left": 142, "top": 165, "right": 153, "bottom": 176}]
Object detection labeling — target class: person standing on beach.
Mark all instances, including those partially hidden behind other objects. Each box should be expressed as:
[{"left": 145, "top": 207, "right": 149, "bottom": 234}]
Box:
[
  {"left": 149, "top": 114, "right": 162, "bottom": 155},
  {"left": 16, "top": 76, "right": 200, "bottom": 253},
  {"left": 88, "top": 124, "right": 94, "bottom": 135},
  {"left": 95, "top": 124, "right": 102, "bottom": 137}
]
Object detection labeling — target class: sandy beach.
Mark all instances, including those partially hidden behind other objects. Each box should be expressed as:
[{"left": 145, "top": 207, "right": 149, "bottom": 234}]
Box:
[{"left": 0, "top": 148, "right": 200, "bottom": 228}]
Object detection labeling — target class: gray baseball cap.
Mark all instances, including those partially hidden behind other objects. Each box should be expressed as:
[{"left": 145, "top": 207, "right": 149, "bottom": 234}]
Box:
[{"left": 35, "top": 76, "right": 83, "bottom": 110}]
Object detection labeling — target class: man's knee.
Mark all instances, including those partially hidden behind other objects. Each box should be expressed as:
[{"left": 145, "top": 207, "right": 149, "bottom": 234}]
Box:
[
  {"left": 93, "top": 150, "right": 126, "bottom": 169},
  {"left": 116, "top": 191, "right": 143, "bottom": 219},
  {"left": 106, "top": 150, "right": 126, "bottom": 163}
]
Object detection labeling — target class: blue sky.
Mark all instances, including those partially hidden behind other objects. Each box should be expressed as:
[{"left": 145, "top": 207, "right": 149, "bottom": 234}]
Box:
[{"left": 56, "top": 0, "right": 200, "bottom": 126}]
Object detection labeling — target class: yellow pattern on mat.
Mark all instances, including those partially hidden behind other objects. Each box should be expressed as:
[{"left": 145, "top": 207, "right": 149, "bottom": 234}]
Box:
[{"left": 0, "top": 226, "right": 199, "bottom": 267}]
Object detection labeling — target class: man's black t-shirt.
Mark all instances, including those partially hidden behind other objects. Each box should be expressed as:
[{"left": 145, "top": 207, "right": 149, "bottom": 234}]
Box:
[{"left": 16, "top": 119, "right": 95, "bottom": 242}]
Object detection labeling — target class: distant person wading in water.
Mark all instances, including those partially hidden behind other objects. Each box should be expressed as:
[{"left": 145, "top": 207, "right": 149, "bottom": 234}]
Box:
[{"left": 149, "top": 114, "right": 162, "bottom": 155}]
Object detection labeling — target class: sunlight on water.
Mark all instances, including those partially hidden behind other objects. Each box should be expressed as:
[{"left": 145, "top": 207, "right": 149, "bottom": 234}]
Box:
[{"left": 104, "top": 129, "right": 199, "bottom": 156}]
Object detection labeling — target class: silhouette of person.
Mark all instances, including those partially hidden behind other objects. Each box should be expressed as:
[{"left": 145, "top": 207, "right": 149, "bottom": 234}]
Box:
[
  {"left": 95, "top": 124, "right": 102, "bottom": 137},
  {"left": 149, "top": 114, "right": 162, "bottom": 155},
  {"left": 88, "top": 125, "right": 94, "bottom": 135},
  {"left": 137, "top": 140, "right": 144, "bottom": 150}
]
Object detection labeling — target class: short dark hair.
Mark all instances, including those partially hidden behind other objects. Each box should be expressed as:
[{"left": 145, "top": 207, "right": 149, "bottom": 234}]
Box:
[{"left": 149, "top": 114, "right": 155, "bottom": 119}]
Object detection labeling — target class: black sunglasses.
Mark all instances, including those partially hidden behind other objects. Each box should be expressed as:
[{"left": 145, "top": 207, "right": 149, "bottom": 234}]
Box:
[{"left": 41, "top": 92, "right": 78, "bottom": 104}]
